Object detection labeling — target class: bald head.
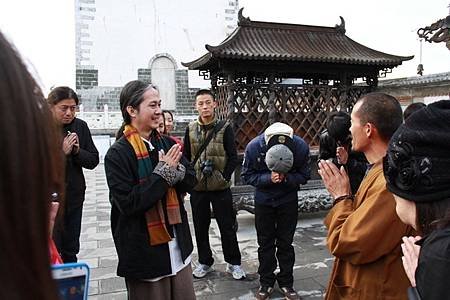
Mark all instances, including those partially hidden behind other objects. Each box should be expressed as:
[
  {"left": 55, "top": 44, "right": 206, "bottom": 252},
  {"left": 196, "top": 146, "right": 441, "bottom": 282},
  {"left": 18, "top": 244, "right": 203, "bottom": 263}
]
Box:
[{"left": 354, "top": 92, "right": 402, "bottom": 141}]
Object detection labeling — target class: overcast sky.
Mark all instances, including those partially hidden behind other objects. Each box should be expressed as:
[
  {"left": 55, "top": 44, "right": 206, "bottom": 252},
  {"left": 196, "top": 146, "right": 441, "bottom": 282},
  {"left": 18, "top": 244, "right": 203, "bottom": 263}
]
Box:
[{"left": 0, "top": 0, "right": 449, "bottom": 94}]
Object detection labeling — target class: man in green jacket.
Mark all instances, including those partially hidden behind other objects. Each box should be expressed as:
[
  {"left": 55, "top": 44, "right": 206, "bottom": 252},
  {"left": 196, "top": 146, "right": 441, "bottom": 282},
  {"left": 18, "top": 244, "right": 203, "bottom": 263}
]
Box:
[{"left": 183, "top": 89, "right": 245, "bottom": 280}]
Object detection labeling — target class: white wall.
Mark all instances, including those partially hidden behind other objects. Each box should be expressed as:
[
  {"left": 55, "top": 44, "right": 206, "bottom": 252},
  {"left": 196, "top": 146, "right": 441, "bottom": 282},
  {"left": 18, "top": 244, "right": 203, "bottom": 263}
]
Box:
[
  {"left": 424, "top": 95, "right": 450, "bottom": 105},
  {"left": 151, "top": 55, "right": 176, "bottom": 110}
]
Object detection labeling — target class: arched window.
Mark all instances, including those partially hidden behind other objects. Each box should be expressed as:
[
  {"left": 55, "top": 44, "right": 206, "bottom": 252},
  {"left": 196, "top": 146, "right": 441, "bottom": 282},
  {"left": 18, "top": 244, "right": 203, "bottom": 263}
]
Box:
[{"left": 150, "top": 54, "right": 176, "bottom": 110}]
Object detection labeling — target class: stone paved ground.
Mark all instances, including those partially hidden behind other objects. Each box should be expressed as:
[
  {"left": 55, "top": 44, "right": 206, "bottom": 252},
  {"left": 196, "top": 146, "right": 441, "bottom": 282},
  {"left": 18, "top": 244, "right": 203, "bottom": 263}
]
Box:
[{"left": 80, "top": 165, "right": 333, "bottom": 299}]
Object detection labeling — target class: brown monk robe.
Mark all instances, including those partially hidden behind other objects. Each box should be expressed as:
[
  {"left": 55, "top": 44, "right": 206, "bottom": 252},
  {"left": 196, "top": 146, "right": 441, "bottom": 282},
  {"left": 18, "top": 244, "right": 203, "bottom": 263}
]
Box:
[{"left": 324, "top": 161, "right": 414, "bottom": 299}]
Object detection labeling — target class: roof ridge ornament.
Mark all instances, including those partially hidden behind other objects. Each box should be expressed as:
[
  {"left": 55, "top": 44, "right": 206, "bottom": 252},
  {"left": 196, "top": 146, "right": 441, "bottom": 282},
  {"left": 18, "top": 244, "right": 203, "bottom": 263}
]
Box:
[
  {"left": 238, "top": 7, "right": 251, "bottom": 26},
  {"left": 335, "top": 16, "right": 346, "bottom": 34},
  {"left": 417, "top": 15, "right": 450, "bottom": 50}
]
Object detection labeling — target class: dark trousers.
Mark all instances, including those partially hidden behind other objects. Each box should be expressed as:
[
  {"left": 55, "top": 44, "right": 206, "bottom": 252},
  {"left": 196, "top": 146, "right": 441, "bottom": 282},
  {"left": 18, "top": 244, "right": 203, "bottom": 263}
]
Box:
[
  {"left": 54, "top": 204, "right": 83, "bottom": 263},
  {"left": 255, "top": 200, "right": 298, "bottom": 288},
  {"left": 190, "top": 189, "right": 241, "bottom": 266}
]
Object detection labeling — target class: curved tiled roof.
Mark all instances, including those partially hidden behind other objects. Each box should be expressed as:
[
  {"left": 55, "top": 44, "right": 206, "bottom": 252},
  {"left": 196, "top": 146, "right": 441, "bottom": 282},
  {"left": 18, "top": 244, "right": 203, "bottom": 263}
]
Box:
[
  {"left": 378, "top": 72, "right": 450, "bottom": 87},
  {"left": 183, "top": 9, "right": 413, "bottom": 70}
]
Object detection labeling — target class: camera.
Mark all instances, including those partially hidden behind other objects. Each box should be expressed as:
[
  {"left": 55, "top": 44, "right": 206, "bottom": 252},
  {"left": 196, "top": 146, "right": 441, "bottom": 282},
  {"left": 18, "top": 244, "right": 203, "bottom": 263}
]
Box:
[{"left": 200, "top": 160, "right": 214, "bottom": 177}]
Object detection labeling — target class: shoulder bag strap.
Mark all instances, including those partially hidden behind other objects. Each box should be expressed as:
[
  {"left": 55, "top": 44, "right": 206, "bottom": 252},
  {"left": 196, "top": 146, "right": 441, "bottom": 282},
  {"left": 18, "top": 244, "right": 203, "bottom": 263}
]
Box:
[{"left": 192, "top": 120, "right": 227, "bottom": 166}]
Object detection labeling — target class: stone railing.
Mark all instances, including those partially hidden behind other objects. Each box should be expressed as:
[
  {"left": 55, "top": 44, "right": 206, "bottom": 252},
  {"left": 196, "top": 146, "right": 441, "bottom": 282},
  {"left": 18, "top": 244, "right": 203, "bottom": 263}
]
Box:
[
  {"left": 77, "top": 105, "right": 197, "bottom": 134},
  {"left": 77, "top": 105, "right": 123, "bottom": 130},
  {"left": 231, "top": 180, "right": 332, "bottom": 214}
]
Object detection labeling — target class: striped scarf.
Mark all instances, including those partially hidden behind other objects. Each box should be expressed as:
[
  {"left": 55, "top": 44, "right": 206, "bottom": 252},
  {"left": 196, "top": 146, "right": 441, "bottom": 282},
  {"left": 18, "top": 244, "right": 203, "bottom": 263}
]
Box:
[{"left": 124, "top": 124, "right": 181, "bottom": 246}]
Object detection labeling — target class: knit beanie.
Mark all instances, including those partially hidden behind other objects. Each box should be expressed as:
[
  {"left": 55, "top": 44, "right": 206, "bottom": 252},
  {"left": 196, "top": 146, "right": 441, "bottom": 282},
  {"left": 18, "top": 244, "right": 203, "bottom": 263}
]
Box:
[{"left": 383, "top": 100, "right": 450, "bottom": 202}]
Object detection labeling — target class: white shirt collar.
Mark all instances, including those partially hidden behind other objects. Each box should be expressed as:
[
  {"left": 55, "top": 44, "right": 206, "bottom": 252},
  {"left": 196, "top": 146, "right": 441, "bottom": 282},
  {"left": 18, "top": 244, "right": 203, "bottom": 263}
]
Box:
[{"left": 141, "top": 137, "right": 155, "bottom": 151}]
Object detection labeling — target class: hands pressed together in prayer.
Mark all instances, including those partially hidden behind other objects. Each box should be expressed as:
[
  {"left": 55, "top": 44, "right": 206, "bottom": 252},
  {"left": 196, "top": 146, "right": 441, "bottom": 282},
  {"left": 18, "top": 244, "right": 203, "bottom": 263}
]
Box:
[
  {"left": 271, "top": 171, "right": 285, "bottom": 184},
  {"left": 158, "top": 144, "right": 182, "bottom": 168},
  {"left": 63, "top": 132, "right": 79, "bottom": 155},
  {"left": 318, "top": 159, "right": 351, "bottom": 199},
  {"left": 154, "top": 144, "right": 185, "bottom": 186},
  {"left": 401, "top": 236, "right": 421, "bottom": 287},
  {"left": 336, "top": 146, "right": 348, "bottom": 165}
]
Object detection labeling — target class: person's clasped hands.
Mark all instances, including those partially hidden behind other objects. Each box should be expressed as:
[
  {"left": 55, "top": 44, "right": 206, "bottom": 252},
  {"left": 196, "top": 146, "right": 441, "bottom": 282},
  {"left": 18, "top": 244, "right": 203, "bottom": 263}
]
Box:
[
  {"left": 401, "top": 236, "right": 421, "bottom": 287},
  {"left": 318, "top": 159, "right": 351, "bottom": 201},
  {"left": 63, "top": 132, "right": 79, "bottom": 155},
  {"left": 271, "top": 171, "right": 285, "bottom": 184},
  {"left": 153, "top": 144, "right": 185, "bottom": 186},
  {"left": 336, "top": 146, "right": 348, "bottom": 165}
]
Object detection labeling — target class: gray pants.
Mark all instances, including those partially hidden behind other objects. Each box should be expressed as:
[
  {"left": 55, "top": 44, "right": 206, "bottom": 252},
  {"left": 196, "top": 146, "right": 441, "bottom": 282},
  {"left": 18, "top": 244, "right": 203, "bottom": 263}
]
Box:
[{"left": 126, "top": 264, "right": 195, "bottom": 300}]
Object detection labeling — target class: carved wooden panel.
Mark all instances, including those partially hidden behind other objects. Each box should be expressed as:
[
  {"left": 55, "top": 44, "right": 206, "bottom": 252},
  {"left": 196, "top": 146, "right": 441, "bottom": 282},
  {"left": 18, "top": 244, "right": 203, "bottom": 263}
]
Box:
[
  {"left": 215, "top": 83, "right": 371, "bottom": 153},
  {"left": 215, "top": 86, "right": 229, "bottom": 120}
]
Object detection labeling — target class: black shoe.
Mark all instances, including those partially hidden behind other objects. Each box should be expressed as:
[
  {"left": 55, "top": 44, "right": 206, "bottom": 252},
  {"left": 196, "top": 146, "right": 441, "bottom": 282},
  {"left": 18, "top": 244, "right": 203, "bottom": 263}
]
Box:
[
  {"left": 255, "top": 286, "right": 274, "bottom": 300},
  {"left": 280, "top": 287, "right": 301, "bottom": 300}
]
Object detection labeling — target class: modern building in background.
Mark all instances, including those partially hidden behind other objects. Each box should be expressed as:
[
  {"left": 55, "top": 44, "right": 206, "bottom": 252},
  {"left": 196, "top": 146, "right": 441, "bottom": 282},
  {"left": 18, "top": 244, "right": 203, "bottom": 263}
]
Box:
[{"left": 75, "top": 0, "right": 239, "bottom": 133}]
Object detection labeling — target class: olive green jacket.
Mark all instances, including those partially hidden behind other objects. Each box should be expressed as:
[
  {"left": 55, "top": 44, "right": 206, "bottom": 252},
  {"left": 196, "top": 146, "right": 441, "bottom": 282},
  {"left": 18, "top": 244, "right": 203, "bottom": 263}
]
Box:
[{"left": 184, "top": 117, "right": 238, "bottom": 191}]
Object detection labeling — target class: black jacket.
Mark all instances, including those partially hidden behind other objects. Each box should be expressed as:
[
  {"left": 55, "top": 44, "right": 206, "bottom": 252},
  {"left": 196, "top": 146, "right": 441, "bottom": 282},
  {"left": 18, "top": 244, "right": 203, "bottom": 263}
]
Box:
[
  {"left": 408, "top": 227, "right": 450, "bottom": 300},
  {"left": 104, "top": 135, "right": 197, "bottom": 279},
  {"left": 63, "top": 118, "right": 99, "bottom": 209},
  {"left": 318, "top": 130, "right": 367, "bottom": 195}
]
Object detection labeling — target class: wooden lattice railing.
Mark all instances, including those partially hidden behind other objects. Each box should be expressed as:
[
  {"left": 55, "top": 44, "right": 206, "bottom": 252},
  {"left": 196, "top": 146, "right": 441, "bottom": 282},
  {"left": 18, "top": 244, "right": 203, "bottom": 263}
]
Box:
[{"left": 215, "top": 83, "right": 371, "bottom": 153}]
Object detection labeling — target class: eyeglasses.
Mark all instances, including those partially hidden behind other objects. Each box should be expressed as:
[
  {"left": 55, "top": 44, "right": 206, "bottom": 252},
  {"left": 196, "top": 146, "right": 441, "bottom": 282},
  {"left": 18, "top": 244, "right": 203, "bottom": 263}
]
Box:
[{"left": 57, "top": 105, "right": 78, "bottom": 113}]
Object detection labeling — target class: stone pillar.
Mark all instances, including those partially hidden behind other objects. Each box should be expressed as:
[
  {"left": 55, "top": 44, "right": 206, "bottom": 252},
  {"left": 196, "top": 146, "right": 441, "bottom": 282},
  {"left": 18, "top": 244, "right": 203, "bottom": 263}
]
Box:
[{"left": 104, "top": 104, "right": 109, "bottom": 128}]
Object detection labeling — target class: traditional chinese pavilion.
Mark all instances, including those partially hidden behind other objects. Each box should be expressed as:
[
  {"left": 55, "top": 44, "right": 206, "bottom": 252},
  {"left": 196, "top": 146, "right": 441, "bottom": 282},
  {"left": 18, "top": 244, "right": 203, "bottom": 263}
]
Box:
[{"left": 182, "top": 8, "right": 413, "bottom": 152}]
